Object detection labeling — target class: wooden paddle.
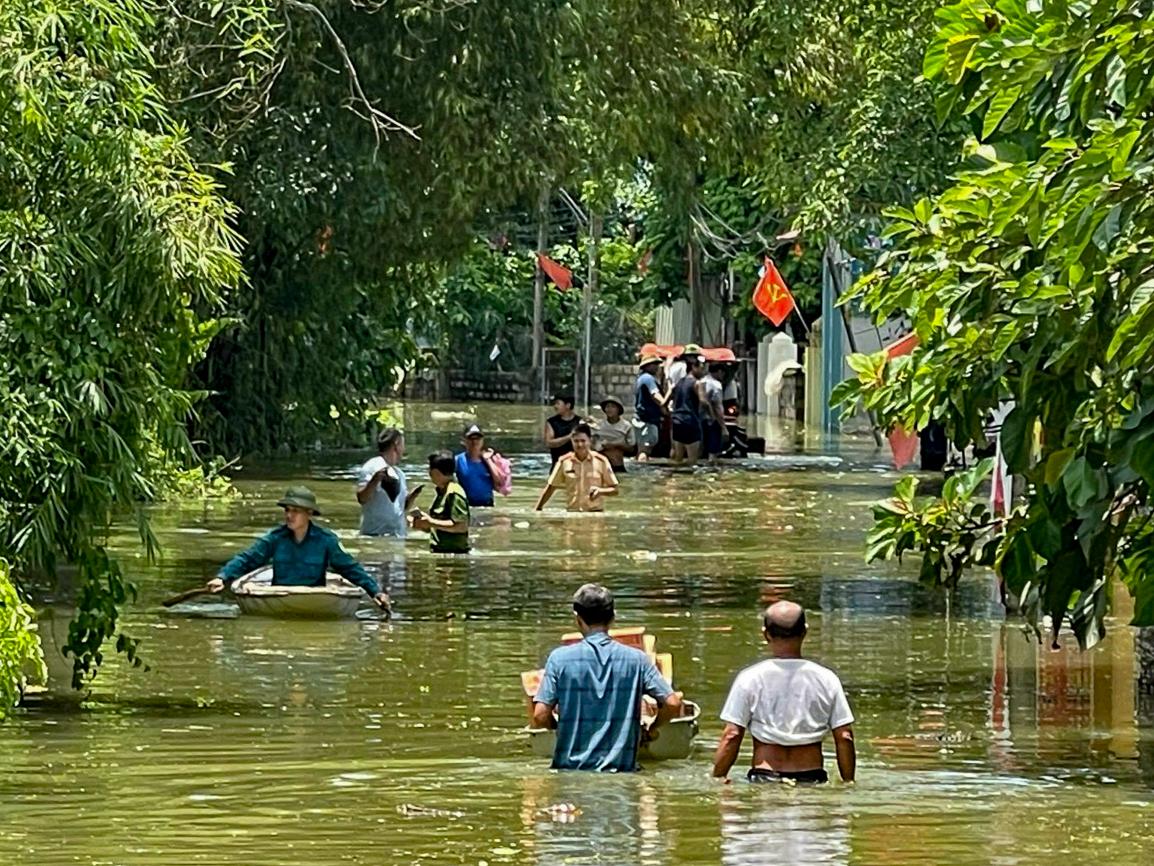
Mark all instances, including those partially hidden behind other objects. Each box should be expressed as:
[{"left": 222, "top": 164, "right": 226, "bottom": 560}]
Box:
[{"left": 161, "top": 585, "right": 216, "bottom": 607}]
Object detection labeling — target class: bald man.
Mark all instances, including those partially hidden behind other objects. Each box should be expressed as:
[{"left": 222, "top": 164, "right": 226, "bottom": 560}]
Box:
[{"left": 712, "top": 602, "right": 855, "bottom": 784}]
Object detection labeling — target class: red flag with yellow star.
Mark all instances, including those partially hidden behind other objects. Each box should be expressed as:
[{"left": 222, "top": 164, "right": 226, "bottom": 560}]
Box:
[{"left": 751, "top": 258, "right": 796, "bottom": 327}]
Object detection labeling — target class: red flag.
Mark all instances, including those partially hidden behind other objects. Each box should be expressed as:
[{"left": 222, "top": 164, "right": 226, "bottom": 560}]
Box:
[
  {"left": 885, "top": 332, "right": 919, "bottom": 359},
  {"left": 888, "top": 425, "right": 919, "bottom": 470},
  {"left": 537, "top": 253, "right": 573, "bottom": 291},
  {"left": 751, "top": 258, "right": 796, "bottom": 327}
]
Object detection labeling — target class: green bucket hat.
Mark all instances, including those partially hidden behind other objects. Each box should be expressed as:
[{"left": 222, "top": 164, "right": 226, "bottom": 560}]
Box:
[{"left": 277, "top": 485, "right": 321, "bottom": 515}]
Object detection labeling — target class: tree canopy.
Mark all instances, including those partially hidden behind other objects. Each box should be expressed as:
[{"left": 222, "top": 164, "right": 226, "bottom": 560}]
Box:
[
  {"left": 0, "top": 0, "right": 243, "bottom": 691},
  {"left": 835, "top": 0, "right": 1154, "bottom": 645}
]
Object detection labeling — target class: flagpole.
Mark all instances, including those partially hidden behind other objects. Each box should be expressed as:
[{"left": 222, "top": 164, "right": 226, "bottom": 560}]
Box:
[
  {"left": 583, "top": 213, "right": 601, "bottom": 414},
  {"left": 532, "top": 185, "right": 549, "bottom": 396}
]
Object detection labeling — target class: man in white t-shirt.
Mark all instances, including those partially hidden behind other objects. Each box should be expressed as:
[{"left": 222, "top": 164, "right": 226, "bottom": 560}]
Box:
[
  {"left": 356, "top": 428, "right": 421, "bottom": 536},
  {"left": 712, "top": 601, "right": 855, "bottom": 784}
]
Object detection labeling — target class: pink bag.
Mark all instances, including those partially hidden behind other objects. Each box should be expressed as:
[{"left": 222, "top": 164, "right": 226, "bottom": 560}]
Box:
[{"left": 489, "top": 452, "right": 513, "bottom": 496}]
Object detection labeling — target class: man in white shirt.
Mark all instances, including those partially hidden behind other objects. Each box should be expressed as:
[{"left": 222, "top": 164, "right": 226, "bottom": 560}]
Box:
[
  {"left": 356, "top": 428, "right": 421, "bottom": 536},
  {"left": 712, "top": 601, "right": 856, "bottom": 784}
]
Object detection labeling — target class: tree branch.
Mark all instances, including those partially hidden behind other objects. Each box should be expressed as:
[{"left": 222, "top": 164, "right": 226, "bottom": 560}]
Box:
[{"left": 283, "top": 0, "right": 420, "bottom": 151}]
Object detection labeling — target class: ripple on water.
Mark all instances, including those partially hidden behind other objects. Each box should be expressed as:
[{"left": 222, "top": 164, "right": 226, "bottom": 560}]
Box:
[{"left": 7, "top": 404, "right": 1154, "bottom": 865}]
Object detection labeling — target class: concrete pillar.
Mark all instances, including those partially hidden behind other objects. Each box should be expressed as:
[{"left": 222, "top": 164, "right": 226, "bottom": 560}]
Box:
[{"left": 762, "top": 332, "right": 797, "bottom": 418}]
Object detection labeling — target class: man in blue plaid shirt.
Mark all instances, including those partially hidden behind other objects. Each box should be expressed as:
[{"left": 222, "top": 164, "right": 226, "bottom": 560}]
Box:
[{"left": 531, "top": 584, "right": 681, "bottom": 772}]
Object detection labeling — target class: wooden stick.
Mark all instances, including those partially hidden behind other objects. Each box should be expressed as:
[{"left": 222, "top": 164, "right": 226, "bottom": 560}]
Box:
[{"left": 161, "top": 586, "right": 214, "bottom": 608}]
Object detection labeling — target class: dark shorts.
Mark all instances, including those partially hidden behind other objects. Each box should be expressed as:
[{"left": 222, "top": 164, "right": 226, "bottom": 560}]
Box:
[
  {"left": 747, "top": 767, "right": 829, "bottom": 784},
  {"left": 671, "top": 420, "right": 702, "bottom": 445},
  {"left": 703, "top": 420, "right": 723, "bottom": 455}
]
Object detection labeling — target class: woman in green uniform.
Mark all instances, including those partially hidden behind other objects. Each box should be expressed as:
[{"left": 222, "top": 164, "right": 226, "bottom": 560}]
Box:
[{"left": 411, "top": 451, "right": 471, "bottom": 553}]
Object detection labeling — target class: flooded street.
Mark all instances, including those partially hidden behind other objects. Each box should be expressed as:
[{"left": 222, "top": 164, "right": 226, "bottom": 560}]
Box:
[{"left": 3, "top": 402, "right": 1153, "bottom": 865}]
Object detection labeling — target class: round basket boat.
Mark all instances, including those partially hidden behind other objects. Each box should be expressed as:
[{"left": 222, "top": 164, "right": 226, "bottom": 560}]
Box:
[
  {"left": 526, "top": 700, "right": 701, "bottom": 761},
  {"left": 230, "top": 566, "right": 364, "bottom": 619}
]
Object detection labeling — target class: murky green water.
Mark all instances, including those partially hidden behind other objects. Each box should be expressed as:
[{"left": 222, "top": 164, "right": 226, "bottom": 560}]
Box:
[{"left": 3, "top": 402, "right": 1154, "bottom": 865}]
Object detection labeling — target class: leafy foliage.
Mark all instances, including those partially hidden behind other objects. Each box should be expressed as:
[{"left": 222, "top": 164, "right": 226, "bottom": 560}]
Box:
[
  {"left": 0, "top": 559, "right": 45, "bottom": 719},
  {"left": 149, "top": 0, "right": 745, "bottom": 452},
  {"left": 835, "top": 0, "right": 1154, "bottom": 645},
  {"left": 433, "top": 225, "right": 652, "bottom": 375},
  {"left": 721, "top": 0, "right": 962, "bottom": 240},
  {"left": 0, "top": 0, "right": 242, "bottom": 688}
]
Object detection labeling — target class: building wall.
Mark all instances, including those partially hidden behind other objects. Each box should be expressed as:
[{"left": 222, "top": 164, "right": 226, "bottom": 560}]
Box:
[
  {"left": 590, "top": 364, "right": 636, "bottom": 404},
  {"left": 441, "top": 370, "right": 534, "bottom": 403}
]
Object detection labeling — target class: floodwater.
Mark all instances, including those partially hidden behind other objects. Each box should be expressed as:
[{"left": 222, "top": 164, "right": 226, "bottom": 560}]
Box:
[{"left": 3, "top": 402, "right": 1154, "bottom": 865}]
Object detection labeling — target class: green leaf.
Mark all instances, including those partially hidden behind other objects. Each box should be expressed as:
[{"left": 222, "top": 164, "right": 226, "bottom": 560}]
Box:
[
  {"left": 1131, "top": 579, "right": 1154, "bottom": 627},
  {"left": 893, "top": 475, "right": 920, "bottom": 504},
  {"left": 1001, "top": 406, "right": 1033, "bottom": 473},
  {"left": 1111, "top": 129, "right": 1140, "bottom": 175},
  {"left": 943, "top": 34, "right": 981, "bottom": 85},
  {"left": 998, "top": 532, "right": 1035, "bottom": 595},
  {"left": 1062, "top": 456, "right": 1106, "bottom": 509},
  {"left": 983, "top": 85, "right": 1023, "bottom": 139},
  {"left": 1105, "top": 52, "right": 1126, "bottom": 107},
  {"left": 1131, "top": 438, "right": 1154, "bottom": 487},
  {"left": 1091, "top": 204, "right": 1121, "bottom": 252},
  {"left": 846, "top": 353, "right": 877, "bottom": 375},
  {"left": 1044, "top": 448, "right": 1074, "bottom": 487}
]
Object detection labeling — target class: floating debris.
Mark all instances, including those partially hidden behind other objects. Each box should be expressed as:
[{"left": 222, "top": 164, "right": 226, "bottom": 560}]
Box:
[
  {"left": 539, "top": 803, "right": 582, "bottom": 822},
  {"left": 397, "top": 803, "right": 465, "bottom": 818}
]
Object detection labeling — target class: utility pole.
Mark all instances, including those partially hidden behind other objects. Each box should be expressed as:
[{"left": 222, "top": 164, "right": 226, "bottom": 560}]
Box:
[
  {"left": 582, "top": 213, "right": 602, "bottom": 413},
  {"left": 532, "top": 186, "right": 549, "bottom": 392}
]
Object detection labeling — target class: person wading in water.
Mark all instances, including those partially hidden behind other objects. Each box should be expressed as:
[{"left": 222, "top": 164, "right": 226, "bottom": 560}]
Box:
[
  {"left": 670, "top": 354, "right": 705, "bottom": 467},
  {"left": 544, "top": 393, "right": 581, "bottom": 465},
  {"left": 356, "top": 428, "right": 420, "bottom": 537},
  {"left": 208, "top": 486, "right": 391, "bottom": 612},
  {"left": 410, "top": 450, "right": 471, "bottom": 553},
  {"left": 531, "top": 584, "right": 682, "bottom": 772},
  {"left": 454, "top": 423, "right": 507, "bottom": 508},
  {"left": 712, "top": 601, "right": 855, "bottom": 784},
  {"left": 535, "top": 423, "right": 619, "bottom": 512}
]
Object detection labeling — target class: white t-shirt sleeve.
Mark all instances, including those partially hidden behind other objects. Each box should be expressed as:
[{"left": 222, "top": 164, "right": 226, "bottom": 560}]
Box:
[
  {"left": 828, "top": 676, "right": 854, "bottom": 729},
  {"left": 719, "top": 673, "right": 753, "bottom": 729},
  {"left": 356, "top": 458, "right": 378, "bottom": 489}
]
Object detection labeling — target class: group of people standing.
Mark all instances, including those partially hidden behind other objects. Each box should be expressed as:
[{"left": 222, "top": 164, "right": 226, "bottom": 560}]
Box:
[
  {"left": 636, "top": 344, "right": 737, "bottom": 467},
  {"left": 541, "top": 342, "right": 741, "bottom": 482},
  {"left": 652, "top": 343, "right": 736, "bottom": 467},
  {"left": 357, "top": 423, "right": 513, "bottom": 552}
]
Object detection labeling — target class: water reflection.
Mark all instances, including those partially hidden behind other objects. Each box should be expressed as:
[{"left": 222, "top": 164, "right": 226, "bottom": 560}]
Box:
[
  {"left": 5, "top": 403, "right": 1154, "bottom": 865},
  {"left": 718, "top": 787, "right": 851, "bottom": 866}
]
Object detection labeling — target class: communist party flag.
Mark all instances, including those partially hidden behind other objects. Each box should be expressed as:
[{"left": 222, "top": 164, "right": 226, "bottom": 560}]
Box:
[
  {"left": 888, "top": 425, "right": 920, "bottom": 470},
  {"left": 537, "top": 253, "right": 574, "bottom": 291},
  {"left": 751, "top": 258, "right": 796, "bottom": 327},
  {"left": 881, "top": 332, "right": 922, "bottom": 467}
]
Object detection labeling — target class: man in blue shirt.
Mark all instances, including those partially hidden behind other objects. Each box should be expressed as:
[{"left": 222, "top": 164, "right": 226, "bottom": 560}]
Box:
[
  {"left": 633, "top": 355, "right": 667, "bottom": 463},
  {"left": 207, "top": 486, "right": 391, "bottom": 612},
  {"left": 531, "top": 584, "right": 681, "bottom": 771},
  {"left": 454, "top": 423, "right": 506, "bottom": 507}
]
